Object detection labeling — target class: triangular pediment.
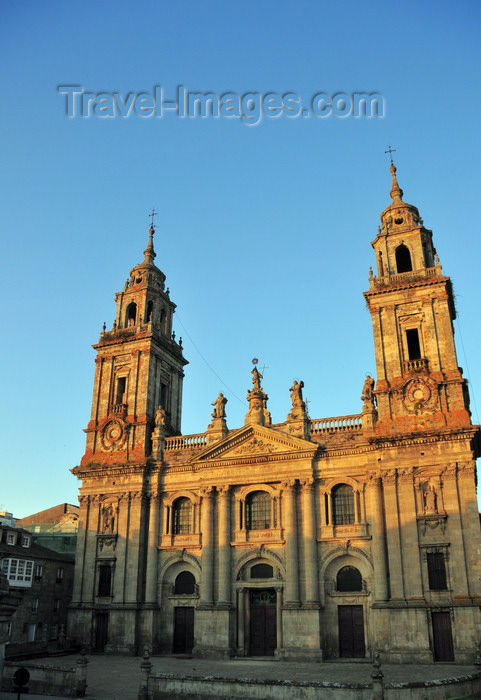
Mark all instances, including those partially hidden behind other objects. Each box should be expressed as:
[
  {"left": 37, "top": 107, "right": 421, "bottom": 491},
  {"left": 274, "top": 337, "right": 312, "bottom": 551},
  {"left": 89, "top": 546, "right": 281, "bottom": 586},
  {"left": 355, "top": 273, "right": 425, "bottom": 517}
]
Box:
[{"left": 192, "top": 424, "right": 317, "bottom": 465}]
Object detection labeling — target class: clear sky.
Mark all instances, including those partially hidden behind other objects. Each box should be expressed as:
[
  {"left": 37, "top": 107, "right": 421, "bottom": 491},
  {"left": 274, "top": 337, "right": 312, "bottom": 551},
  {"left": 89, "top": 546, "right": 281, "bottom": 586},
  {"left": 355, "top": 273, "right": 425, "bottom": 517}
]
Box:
[{"left": 1, "top": 0, "right": 480, "bottom": 518}]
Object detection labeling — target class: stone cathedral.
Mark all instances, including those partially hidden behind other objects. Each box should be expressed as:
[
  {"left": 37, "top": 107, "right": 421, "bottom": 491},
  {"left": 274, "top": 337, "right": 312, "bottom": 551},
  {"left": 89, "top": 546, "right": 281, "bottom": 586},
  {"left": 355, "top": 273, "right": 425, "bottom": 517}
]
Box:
[{"left": 69, "top": 165, "right": 481, "bottom": 663}]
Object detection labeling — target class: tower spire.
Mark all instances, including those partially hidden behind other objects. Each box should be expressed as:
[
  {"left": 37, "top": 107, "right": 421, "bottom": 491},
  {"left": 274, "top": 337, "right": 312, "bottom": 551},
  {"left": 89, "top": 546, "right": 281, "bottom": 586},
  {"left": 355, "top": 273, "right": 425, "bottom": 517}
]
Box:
[
  {"left": 389, "top": 163, "right": 404, "bottom": 203},
  {"left": 143, "top": 209, "right": 157, "bottom": 265}
]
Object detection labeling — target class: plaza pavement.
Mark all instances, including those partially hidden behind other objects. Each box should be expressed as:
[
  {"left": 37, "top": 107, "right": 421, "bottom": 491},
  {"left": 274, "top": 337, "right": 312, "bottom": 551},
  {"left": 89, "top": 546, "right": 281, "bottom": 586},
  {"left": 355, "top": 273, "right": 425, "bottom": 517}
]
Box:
[{"left": 1, "top": 653, "right": 480, "bottom": 700}]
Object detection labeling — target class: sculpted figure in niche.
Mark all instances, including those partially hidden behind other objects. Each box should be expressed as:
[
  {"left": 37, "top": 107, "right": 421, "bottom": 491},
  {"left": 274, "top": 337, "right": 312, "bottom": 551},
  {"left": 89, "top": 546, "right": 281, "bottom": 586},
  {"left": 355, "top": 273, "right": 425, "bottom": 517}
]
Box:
[
  {"left": 361, "top": 374, "right": 376, "bottom": 406},
  {"left": 155, "top": 405, "right": 167, "bottom": 427},
  {"left": 289, "top": 380, "right": 306, "bottom": 410},
  {"left": 102, "top": 504, "right": 114, "bottom": 533},
  {"left": 424, "top": 484, "right": 438, "bottom": 513},
  {"left": 211, "top": 392, "right": 227, "bottom": 419}
]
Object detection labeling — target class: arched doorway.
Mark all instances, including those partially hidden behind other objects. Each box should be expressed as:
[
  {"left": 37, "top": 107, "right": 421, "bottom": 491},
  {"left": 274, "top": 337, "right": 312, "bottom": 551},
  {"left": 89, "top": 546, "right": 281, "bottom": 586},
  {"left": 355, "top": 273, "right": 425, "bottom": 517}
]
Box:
[
  {"left": 249, "top": 588, "right": 277, "bottom": 656},
  {"left": 172, "top": 571, "right": 196, "bottom": 654}
]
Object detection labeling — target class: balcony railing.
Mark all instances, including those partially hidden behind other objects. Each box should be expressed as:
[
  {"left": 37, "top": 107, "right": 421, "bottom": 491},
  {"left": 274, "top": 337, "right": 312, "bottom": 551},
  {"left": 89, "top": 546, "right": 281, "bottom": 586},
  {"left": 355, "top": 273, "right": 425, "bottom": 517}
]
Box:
[
  {"left": 110, "top": 403, "right": 127, "bottom": 417},
  {"left": 403, "top": 358, "right": 429, "bottom": 373},
  {"left": 311, "top": 415, "right": 363, "bottom": 434},
  {"left": 164, "top": 434, "right": 208, "bottom": 451},
  {"left": 369, "top": 265, "right": 442, "bottom": 290}
]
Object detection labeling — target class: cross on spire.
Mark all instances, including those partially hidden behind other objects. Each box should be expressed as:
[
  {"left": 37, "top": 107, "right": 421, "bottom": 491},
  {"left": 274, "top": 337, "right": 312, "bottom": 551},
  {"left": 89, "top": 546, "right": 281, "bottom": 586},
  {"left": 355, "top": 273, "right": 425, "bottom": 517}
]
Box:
[
  {"left": 149, "top": 208, "right": 158, "bottom": 228},
  {"left": 384, "top": 144, "right": 396, "bottom": 165}
]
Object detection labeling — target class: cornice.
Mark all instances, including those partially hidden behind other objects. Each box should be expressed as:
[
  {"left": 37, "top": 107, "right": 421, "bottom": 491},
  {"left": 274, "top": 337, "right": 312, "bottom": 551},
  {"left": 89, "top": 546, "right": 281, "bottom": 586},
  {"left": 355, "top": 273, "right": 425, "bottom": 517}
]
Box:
[{"left": 364, "top": 274, "right": 450, "bottom": 299}]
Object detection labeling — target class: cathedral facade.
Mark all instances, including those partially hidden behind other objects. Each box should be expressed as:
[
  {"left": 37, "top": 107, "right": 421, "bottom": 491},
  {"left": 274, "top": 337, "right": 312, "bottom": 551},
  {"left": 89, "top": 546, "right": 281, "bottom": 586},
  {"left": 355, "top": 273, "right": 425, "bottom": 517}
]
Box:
[{"left": 69, "top": 166, "right": 481, "bottom": 663}]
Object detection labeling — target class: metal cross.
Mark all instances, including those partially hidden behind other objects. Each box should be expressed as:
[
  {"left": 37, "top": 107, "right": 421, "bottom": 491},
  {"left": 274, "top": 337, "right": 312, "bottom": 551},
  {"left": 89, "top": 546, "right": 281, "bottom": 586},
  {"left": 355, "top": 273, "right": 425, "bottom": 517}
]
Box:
[
  {"left": 384, "top": 145, "right": 396, "bottom": 165},
  {"left": 149, "top": 209, "right": 158, "bottom": 228}
]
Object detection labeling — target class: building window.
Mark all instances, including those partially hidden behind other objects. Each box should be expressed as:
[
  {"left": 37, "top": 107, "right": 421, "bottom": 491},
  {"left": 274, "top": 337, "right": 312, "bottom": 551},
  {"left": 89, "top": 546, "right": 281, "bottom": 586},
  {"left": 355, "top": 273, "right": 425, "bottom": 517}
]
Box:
[
  {"left": 21, "top": 535, "right": 30, "bottom": 547},
  {"left": 56, "top": 567, "right": 64, "bottom": 583},
  {"left": 126, "top": 301, "right": 137, "bottom": 326},
  {"left": 174, "top": 571, "right": 195, "bottom": 594},
  {"left": 246, "top": 491, "right": 271, "bottom": 530},
  {"left": 332, "top": 484, "right": 355, "bottom": 525},
  {"left": 53, "top": 598, "right": 60, "bottom": 611},
  {"left": 115, "top": 376, "right": 127, "bottom": 405},
  {"left": 145, "top": 300, "right": 153, "bottom": 323},
  {"left": 2, "top": 558, "right": 34, "bottom": 587},
  {"left": 98, "top": 564, "right": 112, "bottom": 596},
  {"left": 173, "top": 498, "right": 192, "bottom": 535},
  {"left": 406, "top": 328, "right": 422, "bottom": 360},
  {"left": 427, "top": 552, "right": 448, "bottom": 591},
  {"left": 250, "top": 563, "right": 274, "bottom": 579},
  {"left": 34, "top": 564, "right": 43, "bottom": 581},
  {"left": 6, "top": 532, "right": 16, "bottom": 545},
  {"left": 50, "top": 624, "right": 58, "bottom": 640},
  {"left": 31, "top": 598, "right": 39, "bottom": 613},
  {"left": 395, "top": 244, "right": 412, "bottom": 273},
  {"left": 337, "top": 566, "right": 363, "bottom": 592}
]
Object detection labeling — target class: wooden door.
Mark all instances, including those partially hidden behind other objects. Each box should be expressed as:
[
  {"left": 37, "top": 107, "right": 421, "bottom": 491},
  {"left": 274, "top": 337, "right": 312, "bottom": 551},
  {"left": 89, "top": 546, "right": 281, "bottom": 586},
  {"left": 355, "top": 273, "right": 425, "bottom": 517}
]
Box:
[
  {"left": 94, "top": 612, "right": 109, "bottom": 652},
  {"left": 249, "top": 589, "right": 276, "bottom": 656},
  {"left": 173, "top": 607, "right": 194, "bottom": 653},
  {"left": 338, "top": 605, "right": 365, "bottom": 658},
  {"left": 432, "top": 611, "right": 454, "bottom": 661}
]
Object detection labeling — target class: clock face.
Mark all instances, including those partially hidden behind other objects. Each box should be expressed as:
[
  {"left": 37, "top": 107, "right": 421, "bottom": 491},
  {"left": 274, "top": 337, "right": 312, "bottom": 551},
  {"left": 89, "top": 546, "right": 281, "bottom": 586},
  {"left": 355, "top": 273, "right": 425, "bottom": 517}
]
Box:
[{"left": 102, "top": 419, "right": 124, "bottom": 449}]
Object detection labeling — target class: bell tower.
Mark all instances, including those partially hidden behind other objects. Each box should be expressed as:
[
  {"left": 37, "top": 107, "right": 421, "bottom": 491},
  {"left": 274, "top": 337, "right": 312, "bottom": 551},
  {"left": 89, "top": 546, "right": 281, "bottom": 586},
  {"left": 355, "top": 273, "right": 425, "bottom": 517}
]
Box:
[
  {"left": 364, "top": 163, "right": 471, "bottom": 435},
  {"left": 80, "top": 223, "right": 188, "bottom": 467}
]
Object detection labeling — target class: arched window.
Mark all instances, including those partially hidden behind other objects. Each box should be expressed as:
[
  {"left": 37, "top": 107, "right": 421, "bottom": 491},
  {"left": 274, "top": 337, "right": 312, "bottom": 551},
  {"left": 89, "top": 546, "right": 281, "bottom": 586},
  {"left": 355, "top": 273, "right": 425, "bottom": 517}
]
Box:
[
  {"left": 174, "top": 571, "right": 195, "bottom": 594},
  {"left": 332, "top": 484, "right": 355, "bottom": 525},
  {"left": 126, "top": 302, "right": 137, "bottom": 326},
  {"left": 173, "top": 497, "right": 192, "bottom": 535},
  {"left": 337, "top": 565, "right": 362, "bottom": 592},
  {"left": 145, "top": 300, "right": 153, "bottom": 323},
  {"left": 246, "top": 491, "right": 271, "bottom": 530},
  {"left": 250, "top": 563, "right": 273, "bottom": 579},
  {"left": 160, "top": 309, "right": 167, "bottom": 334},
  {"left": 395, "top": 244, "right": 412, "bottom": 273}
]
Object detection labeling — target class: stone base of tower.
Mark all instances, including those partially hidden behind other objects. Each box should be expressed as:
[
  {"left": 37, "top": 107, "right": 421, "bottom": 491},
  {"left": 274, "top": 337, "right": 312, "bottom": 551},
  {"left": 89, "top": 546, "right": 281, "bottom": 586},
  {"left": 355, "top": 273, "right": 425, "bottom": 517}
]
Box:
[
  {"left": 192, "top": 607, "right": 233, "bottom": 659},
  {"left": 276, "top": 607, "right": 323, "bottom": 661}
]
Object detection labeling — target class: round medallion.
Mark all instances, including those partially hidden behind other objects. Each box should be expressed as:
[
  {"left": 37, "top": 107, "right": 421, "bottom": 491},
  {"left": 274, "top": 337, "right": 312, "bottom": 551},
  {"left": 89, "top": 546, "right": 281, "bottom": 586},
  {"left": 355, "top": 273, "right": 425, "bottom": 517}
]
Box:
[
  {"left": 102, "top": 419, "right": 124, "bottom": 449},
  {"left": 403, "top": 378, "right": 435, "bottom": 413}
]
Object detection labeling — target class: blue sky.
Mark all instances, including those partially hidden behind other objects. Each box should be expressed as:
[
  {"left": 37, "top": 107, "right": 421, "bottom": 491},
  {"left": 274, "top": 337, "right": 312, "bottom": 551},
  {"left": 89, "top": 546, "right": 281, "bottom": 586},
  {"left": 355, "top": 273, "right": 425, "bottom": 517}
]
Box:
[{"left": 1, "top": 0, "right": 480, "bottom": 517}]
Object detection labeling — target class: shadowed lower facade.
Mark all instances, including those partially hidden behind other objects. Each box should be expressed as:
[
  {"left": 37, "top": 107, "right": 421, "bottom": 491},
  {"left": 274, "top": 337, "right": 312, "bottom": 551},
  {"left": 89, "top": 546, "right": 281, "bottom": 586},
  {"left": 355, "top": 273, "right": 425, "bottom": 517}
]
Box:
[{"left": 68, "top": 165, "right": 481, "bottom": 663}]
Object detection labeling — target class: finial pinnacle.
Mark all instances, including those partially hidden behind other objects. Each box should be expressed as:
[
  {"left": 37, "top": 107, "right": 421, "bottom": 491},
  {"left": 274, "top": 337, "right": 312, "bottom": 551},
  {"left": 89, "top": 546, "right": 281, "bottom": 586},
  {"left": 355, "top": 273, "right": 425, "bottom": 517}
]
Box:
[
  {"left": 149, "top": 209, "right": 158, "bottom": 229},
  {"left": 385, "top": 144, "right": 396, "bottom": 166}
]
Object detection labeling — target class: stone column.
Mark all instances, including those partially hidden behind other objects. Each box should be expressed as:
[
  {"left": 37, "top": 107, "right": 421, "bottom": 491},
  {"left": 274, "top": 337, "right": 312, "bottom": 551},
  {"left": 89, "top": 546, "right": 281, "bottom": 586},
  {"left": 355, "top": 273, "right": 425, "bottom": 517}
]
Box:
[
  {"left": 72, "top": 495, "right": 90, "bottom": 602},
  {"left": 382, "top": 471, "right": 404, "bottom": 600},
  {"left": 397, "top": 469, "right": 423, "bottom": 599},
  {"left": 283, "top": 480, "right": 300, "bottom": 606},
  {"left": 199, "top": 486, "right": 214, "bottom": 606},
  {"left": 217, "top": 486, "right": 232, "bottom": 606},
  {"left": 237, "top": 588, "right": 245, "bottom": 653},
  {"left": 301, "top": 479, "right": 319, "bottom": 605},
  {"left": 442, "top": 464, "right": 470, "bottom": 598},
  {"left": 275, "top": 586, "right": 283, "bottom": 649},
  {"left": 368, "top": 475, "right": 389, "bottom": 601},
  {"left": 145, "top": 494, "right": 160, "bottom": 603}
]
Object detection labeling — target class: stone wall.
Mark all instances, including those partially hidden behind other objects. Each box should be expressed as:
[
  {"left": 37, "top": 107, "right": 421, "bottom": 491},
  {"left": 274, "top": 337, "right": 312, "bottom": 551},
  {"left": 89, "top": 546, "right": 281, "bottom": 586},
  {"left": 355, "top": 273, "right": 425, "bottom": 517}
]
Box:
[{"left": 148, "top": 670, "right": 481, "bottom": 700}]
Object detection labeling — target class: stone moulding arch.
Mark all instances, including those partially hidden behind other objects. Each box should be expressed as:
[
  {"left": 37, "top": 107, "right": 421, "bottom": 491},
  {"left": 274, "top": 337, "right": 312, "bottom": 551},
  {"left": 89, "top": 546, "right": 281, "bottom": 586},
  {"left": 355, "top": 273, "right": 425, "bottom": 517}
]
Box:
[
  {"left": 236, "top": 483, "right": 280, "bottom": 500},
  {"left": 323, "top": 476, "right": 362, "bottom": 492},
  {"left": 159, "top": 550, "right": 201, "bottom": 582},
  {"left": 234, "top": 546, "right": 286, "bottom": 581},
  {"left": 320, "top": 544, "right": 373, "bottom": 580},
  {"left": 163, "top": 490, "right": 200, "bottom": 506}
]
